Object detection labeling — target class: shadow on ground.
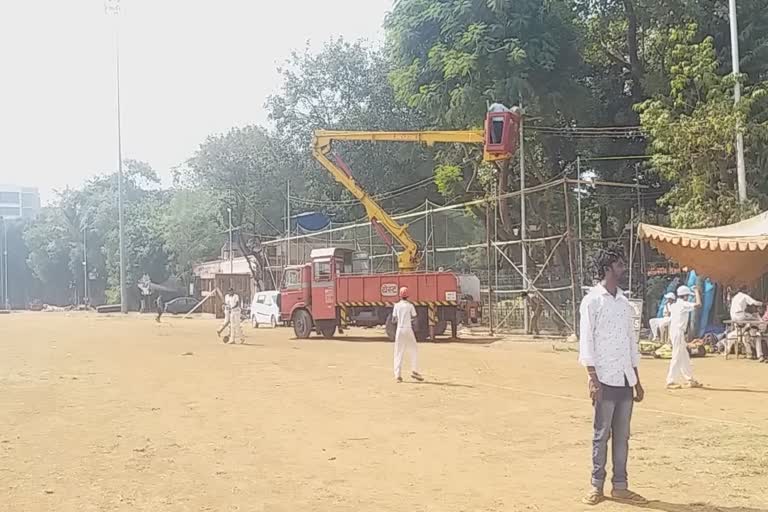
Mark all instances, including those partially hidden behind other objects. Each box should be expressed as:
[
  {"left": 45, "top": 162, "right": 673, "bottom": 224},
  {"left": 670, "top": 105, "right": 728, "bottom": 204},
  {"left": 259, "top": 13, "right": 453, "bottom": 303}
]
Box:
[
  {"left": 291, "top": 335, "right": 500, "bottom": 345},
  {"left": 628, "top": 500, "right": 768, "bottom": 512}
]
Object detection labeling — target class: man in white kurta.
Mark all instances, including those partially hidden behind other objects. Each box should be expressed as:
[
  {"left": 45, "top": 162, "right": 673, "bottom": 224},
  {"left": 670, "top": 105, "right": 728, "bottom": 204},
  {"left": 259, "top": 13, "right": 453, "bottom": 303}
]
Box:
[
  {"left": 666, "top": 286, "right": 702, "bottom": 389},
  {"left": 222, "top": 288, "right": 244, "bottom": 344},
  {"left": 649, "top": 292, "right": 675, "bottom": 342},
  {"left": 391, "top": 287, "right": 423, "bottom": 382}
]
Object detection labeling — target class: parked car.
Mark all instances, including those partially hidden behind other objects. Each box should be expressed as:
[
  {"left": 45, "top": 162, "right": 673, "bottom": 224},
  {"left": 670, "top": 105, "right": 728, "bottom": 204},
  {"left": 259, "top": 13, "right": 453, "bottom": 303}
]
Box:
[
  {"left": 164, "top": 296, "right": 199, "bottom": 315},
  {"left": 250, "top": 291, "right": 280, "bottom": 328}
]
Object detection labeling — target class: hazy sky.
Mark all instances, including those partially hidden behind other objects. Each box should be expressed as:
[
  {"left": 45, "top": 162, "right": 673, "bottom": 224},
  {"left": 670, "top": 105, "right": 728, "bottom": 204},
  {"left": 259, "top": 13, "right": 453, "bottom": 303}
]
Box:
[{"left": 0, "top": 0, "right": 392, "bottom": 203}]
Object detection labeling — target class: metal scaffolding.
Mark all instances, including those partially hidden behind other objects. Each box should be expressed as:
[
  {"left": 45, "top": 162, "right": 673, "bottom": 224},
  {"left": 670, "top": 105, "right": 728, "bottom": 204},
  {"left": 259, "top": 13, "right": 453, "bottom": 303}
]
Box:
[{"left": 262, "top": 167, "right": 649, "bottom": 335}]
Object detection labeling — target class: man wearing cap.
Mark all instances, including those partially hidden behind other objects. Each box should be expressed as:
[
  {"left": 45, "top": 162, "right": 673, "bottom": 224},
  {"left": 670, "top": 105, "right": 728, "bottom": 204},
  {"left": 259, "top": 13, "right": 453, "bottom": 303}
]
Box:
[
  {"left": 649, "top": 292, "right": 676, "bottom": 342},
  {"left": 666, "top": 285, "right": 702, "bottom": 389},
  {"left": 391, "top": 286, "right": 424, "bottom": 383}
]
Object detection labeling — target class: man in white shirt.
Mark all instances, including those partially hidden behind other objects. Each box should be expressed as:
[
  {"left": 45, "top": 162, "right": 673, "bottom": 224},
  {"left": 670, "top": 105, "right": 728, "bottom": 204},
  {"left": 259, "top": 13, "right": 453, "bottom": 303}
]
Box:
[
  {"left": 391, "top": 287, "right": 423, "bottom": 383},
  {"left": 666, "top": 286, "right": 702, "bottom": 389},
  {"left": 730, "top": 285, "right": 762, "bottom": 322},
  {"left": 729, "top": 285, "right": 764, "bottom": 360},
  {"left": 579, "top": 247, "right": 646, "bottom": 506},
  {"left": 221, "top": 288, "right": 244, "bottom": 344},
  {"left": 649, "top": 292, "right": 675, "bottom": 342}
]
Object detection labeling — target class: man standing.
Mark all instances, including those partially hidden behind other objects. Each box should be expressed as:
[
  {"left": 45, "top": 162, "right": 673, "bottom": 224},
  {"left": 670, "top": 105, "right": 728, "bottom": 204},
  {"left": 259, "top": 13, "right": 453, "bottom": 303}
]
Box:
[
  {"left": 219, "top": 288, "right": 244, "bottom": 344},
  {"left": 649, "top": 292, "right": 676, "bottom": 342},
  {"left": 522, "top": 291, "right": 543, "bottom": 336},
  {"left": 579, "top": 247, "right": 646, "bottom": 506},
  {"left": 666, "top": 286, "right": 703, "bottom": 389},
  {"left": 155, "top": 294, "right": 165, "bottom": 323},
  {"left": 391, "top": 286, "right": 424, "bottom": 383}
]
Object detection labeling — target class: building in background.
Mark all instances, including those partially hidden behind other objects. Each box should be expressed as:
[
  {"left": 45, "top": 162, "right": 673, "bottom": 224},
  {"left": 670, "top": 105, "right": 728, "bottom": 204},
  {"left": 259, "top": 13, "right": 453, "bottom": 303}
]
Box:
[{"left": 0, "top": 185, "right": 40, "bottom": 220}]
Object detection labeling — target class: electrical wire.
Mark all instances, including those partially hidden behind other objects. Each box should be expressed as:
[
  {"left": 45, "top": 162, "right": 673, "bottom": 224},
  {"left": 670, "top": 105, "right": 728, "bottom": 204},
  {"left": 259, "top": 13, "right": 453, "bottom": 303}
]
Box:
[{"left": 289, "top": 175, "right": 436, "bottom": 207}]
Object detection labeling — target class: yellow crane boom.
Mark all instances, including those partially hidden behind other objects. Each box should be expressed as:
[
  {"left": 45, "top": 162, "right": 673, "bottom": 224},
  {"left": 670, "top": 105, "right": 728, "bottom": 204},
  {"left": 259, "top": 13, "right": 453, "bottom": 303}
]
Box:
[{"left": 311, "top": 114, "right": 520, "bottom": 272}]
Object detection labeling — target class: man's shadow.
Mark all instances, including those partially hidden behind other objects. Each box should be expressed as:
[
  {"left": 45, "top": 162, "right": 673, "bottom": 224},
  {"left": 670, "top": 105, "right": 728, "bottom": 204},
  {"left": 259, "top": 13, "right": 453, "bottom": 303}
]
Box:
[{"left": 624, "top": 500, "right": 767, "bottom": 512}]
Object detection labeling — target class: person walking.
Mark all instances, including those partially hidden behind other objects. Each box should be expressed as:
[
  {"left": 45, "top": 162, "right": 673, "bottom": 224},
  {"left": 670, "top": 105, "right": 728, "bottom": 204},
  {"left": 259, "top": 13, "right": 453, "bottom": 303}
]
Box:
[
  {"left": 579, "top": 247, "right": 647, "bottom": 506},
  {"left": 391, "top": 286, "right": 424, "bottom": 383},
  {"left": 155, "top": 294, "right": 165, "bottom": 323},
  {"left": 224, "top": 287, "right": 244, "bottom": 344},
  {"left": 666, "top": 286, "right": 703, "bottom": 389}
]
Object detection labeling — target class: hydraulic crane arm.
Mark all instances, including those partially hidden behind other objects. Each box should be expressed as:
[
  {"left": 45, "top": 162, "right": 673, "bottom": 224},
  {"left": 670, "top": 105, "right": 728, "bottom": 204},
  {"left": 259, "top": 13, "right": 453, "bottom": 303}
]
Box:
[
  {"left": 311, "top": 139, "right": 423, "bottom": 272},
  {"left": 311, "top": 117, "right": 520, "bottom": 272}
]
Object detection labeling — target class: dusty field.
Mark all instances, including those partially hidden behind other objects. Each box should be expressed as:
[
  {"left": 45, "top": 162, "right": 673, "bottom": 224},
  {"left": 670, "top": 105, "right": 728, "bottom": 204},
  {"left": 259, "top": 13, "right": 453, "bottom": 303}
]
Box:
[{"left": 0, "top": 313, "right": 767, "bottom": 512}]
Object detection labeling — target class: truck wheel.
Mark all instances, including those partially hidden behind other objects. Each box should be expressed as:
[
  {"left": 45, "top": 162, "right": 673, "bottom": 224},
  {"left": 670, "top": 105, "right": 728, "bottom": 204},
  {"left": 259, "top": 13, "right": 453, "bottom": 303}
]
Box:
[
  {"left": 320, "top": 325, "right": 336, "bottom": 338},
  {"left": 293, "top": 309, "right": 313, "bottom": 339},
  {"left": 434, "top": 320, "right": 447, "bottom": 336},
  {"left": 270, "top": 315, "right": 278, "bottom": 328},
  {"left": 385, "top": 314, "right": 396, "bottom": 342}
]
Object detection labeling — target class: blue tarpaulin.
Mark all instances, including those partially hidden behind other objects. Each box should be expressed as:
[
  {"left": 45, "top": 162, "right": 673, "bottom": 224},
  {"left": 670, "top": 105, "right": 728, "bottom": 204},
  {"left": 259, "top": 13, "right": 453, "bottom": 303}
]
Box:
[{"left": 293, "top": 211, "right": 332, "bottom": 232}]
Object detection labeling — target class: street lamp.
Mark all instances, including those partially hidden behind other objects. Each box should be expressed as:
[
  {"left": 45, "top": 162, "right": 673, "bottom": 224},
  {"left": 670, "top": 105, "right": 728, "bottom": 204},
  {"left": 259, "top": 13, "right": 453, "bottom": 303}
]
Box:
[
  {"left": 105, "top": 0, "right": 128, "bottom": 312},
  {"left": 227, "top": 207, "right": 234, "bottom": 274},
  {"left": 729, "top": 0, "right": 748, "bottom": 203}
]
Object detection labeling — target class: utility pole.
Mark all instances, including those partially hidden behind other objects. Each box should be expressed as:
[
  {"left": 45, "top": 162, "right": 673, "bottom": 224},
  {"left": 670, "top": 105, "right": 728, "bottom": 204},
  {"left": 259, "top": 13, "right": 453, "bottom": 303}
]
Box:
[
  {"left": 106, "top": 0, "right": 128, "bottom": 313},
  {"left": 1, "top": 217, "right": 8, "bottom": 310},
  {"left": 227, "top": 207, "right": 234, "bottom": 274},
  {"left": 729, "top": 0, "right": 748, "bottom": 203},
  {"left": 83, "top": 224, "right": 89, "bottom": 305},
  {"left": 576, "top": 156, "right": 584, "bottom": 290},
  {"left": 519, "top": 107, "right": 529, "bottom": 333},
  {"left": 286, "top": 181, "right": 291, "bottom": 266},
  {"left": 486, "top": 200, "right": 494, "bottom": 336}
]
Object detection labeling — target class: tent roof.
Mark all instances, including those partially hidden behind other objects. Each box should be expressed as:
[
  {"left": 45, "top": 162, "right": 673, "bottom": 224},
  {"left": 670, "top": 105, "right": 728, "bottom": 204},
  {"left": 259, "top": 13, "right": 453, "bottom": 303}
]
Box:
[{"left": 638, "top": 212, "right": 768, "bottom": 285}]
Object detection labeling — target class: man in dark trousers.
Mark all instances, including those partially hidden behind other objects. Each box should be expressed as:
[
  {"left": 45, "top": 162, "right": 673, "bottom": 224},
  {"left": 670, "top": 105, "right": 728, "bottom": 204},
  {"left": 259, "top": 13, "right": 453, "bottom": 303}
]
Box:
[
  {"left": 155, "top": 294, "right": 165, "bottom": 323},
  {"left": 578, "top": 247, "right": 647, "bottom": 506}
]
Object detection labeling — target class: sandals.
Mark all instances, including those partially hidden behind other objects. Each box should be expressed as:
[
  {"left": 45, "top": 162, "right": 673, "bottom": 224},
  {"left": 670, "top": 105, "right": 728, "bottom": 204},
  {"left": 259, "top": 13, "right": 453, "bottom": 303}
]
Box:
[
  {"left": 611, "top": 489, "right": 648, "bottom": 504},
  {"left": 685, "top": 380, "right": 703, "bottom": 388},
  {"left": 582, "top": 489, "right": 604, "bottom": 506},
  {"left": 583, "top": 488, "right": 647, "bottom": 506},
  {"left": 411, "top": 371, "right": 424, "bottom": 382}
]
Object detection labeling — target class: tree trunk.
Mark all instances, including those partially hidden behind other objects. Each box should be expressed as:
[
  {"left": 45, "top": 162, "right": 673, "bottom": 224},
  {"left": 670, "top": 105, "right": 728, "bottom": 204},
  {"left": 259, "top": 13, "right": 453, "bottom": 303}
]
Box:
[{"left": 623, "top": 0, "right": 645, "bottom": 106}]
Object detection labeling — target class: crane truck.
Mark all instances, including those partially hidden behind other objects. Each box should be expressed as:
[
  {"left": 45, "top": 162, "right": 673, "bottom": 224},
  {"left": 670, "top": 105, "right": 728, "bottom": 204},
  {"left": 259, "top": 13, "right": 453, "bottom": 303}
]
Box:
[{"left": 279, "top": 110, "right": 522, "bottom": 341}]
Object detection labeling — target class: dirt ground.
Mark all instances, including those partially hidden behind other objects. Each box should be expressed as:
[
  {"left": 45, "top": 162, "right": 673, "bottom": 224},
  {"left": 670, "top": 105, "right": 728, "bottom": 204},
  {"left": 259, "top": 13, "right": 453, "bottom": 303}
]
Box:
[{"left": 0, "top": 313, "right": 767, "bottom": 512}]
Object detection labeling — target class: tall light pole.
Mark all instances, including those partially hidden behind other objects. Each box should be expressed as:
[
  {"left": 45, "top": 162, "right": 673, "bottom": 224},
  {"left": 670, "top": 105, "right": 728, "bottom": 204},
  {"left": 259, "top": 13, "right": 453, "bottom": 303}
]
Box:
[
  {"left": 729, "top": 0, "right": 748, "bottom": 203},
  {"left": 227, "top": 207, "right": 234, "bottom": 274},
  {"left": 1, "top": 217, "right": 8, "bottom": 310},
  {"left": 105, "top": 0, "right": 128, "bottom": 312},
  {"left": 82, "top": 224, "right": 89, "bottom": 306}
]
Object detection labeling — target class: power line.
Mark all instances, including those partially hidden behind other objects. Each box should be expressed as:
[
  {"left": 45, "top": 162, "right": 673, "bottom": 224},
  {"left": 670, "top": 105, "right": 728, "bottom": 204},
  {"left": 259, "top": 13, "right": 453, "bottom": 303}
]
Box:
[{"left": 288, "top": 175, "right": 436, "bottom": 207}]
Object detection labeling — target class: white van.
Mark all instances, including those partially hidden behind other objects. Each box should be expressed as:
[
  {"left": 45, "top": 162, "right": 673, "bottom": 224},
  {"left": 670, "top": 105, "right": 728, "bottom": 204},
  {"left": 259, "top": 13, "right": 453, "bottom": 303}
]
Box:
[{"left": 250, "top": 290, "right": 281, "bottom": 328}]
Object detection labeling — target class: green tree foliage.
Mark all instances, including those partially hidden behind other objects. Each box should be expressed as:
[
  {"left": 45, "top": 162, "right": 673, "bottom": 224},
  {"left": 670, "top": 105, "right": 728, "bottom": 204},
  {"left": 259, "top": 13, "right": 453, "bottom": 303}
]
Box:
[
  {"left": 637, "top": 26, "right": 768, "bottom": 228},
  {"left": 266, "top": 38, "right": 436, "bottom": 221},
  {"left": 23, "top": 162, "right": 180, "bottom": 306},
  {"left": 159, "top": 189, "right": 222, "bottom": 281}
]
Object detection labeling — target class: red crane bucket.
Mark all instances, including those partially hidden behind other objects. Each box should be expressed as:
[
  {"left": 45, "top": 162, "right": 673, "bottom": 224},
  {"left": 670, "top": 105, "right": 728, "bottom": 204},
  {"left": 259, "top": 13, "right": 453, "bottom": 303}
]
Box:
[{"left": 484, "top": 111, "right": 521, "bottom": 158}]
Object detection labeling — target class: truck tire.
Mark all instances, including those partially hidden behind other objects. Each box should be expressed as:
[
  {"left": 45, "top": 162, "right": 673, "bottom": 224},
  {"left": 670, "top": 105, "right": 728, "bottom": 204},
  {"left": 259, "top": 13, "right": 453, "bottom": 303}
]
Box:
[
  {"left": 385, "top": 314, "right": 396, "bottom": 342},
  {"left": 316, "top": 320, "right": 336, "bottom": 339},
  {"left": 434, "top": 320, "right": 447, "bottom": 336},
  {"left": 293, "top": 309, "right": 313, "bottom": 339}
]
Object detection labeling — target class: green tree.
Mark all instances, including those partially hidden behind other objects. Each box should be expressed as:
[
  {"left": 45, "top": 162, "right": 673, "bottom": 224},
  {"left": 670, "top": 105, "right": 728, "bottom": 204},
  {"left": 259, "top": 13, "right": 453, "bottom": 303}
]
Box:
[
  {"left": 637, "top": 26, "right": 768, "bottom": 228},
  {"left": 266, "top": 37, "right": 436, "bottom": 222},
  {"left": 160, "top": 189, "right": 222, "bottom": 281}
]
